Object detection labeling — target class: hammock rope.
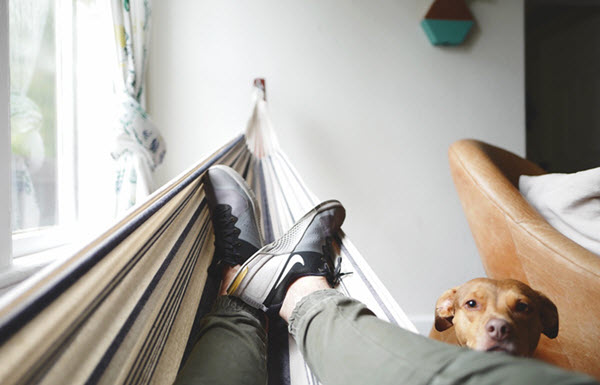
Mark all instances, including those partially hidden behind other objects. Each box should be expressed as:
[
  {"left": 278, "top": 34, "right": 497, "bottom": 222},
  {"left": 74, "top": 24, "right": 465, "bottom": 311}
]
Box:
[{"left": 0, "top": 85, "right": 415, "bottom": 385}]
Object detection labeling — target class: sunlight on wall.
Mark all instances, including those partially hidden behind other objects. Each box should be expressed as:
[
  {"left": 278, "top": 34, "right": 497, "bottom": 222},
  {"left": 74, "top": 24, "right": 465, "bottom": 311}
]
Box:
[{"left": 75, "top": 0, "right": 117, "bottom": 237}]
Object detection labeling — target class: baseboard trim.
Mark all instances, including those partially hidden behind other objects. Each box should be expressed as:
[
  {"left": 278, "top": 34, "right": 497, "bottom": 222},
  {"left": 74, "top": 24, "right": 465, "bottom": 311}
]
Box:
[{"left": 409, "top": 314, "right": 433, "bottom": 335}]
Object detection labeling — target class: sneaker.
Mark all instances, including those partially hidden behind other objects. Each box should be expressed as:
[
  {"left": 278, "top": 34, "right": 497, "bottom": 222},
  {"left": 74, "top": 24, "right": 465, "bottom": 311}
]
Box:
[
  {"left": 226, "top": 200, "right": 346, "bottom": 311},
  {"left": 204, "top": 165, "right": 264, "bottom": 275}
]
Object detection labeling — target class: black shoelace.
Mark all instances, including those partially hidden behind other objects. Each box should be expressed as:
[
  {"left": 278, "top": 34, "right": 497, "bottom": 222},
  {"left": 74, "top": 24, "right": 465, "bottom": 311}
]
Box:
[
  {"left": 321, "top": 236, "right": 352, "bottom": 286},
  {"left": 208, "top": 204, "right": 244, "bottom": 275}
]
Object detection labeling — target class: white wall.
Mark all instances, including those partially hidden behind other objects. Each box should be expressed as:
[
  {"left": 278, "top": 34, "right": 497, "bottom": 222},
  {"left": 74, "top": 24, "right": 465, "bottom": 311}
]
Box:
[{"left": 148, "top": 0, "right": 525, "bottom": 334}]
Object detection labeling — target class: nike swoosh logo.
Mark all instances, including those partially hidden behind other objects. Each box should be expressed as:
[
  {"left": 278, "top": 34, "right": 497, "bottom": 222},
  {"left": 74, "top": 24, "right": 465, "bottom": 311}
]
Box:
[{"left": 275, "top": 254, "right": 305, "bottom": 288}]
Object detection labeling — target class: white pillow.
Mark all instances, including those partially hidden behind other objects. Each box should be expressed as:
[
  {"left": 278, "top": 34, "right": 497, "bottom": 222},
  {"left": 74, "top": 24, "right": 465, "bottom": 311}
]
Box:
[{"left": 519, "top": 167, "right": 600, "bottom": 256}]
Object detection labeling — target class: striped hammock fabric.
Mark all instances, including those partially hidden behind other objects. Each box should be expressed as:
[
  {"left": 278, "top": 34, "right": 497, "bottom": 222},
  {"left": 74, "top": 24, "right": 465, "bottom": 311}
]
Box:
[{"left": 0, "top": 88, "right": 416, "bottom": 385}]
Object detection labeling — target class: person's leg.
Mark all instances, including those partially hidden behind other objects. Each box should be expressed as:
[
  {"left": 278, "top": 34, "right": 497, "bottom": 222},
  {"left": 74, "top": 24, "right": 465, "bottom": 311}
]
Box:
[
  {"left": 175, "top": 267, "right": 268, "bottom": 385},
  {"left": 175, "top": 166, "right": 268, "bottom": 384},
  {"left": 282, "top": 277, "right": 598, "bottom": 385}
]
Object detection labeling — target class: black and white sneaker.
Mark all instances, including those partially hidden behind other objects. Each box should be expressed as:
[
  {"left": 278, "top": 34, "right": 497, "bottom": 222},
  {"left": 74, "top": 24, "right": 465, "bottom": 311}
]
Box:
[
  {"left": 226, "top": 200, "right": 346, "bottom": 311},
  {"left": 204, "top": 165, "right": 264, "bottom": 276}
]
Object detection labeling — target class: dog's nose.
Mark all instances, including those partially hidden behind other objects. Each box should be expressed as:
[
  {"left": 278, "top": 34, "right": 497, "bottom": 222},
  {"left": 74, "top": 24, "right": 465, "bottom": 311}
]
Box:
[{"left": 486, "top": 318, "right": 511, "bottom": 341}]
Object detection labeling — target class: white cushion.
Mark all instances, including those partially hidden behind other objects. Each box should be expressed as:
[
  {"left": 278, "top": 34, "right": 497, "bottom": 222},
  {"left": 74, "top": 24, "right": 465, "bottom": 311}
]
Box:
[{"left": 519, "top": 167, "right": 600, "bottom": 256}]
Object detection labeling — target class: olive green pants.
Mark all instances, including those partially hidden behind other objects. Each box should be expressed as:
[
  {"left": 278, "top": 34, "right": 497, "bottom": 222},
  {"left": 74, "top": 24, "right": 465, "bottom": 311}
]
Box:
[{"left": 175, "top": 290, "right": 597, "bottom": 385}]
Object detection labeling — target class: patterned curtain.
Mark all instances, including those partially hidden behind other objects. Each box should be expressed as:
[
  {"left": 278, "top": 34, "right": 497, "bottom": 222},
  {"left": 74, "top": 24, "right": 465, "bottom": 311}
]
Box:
[{"left": 111, "top": 0, "right": 166, "bottom": 214}]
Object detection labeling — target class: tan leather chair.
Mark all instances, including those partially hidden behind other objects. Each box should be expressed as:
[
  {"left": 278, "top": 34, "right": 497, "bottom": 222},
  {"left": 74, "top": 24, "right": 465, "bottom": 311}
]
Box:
[{"left": 447, "top": 139, "right": 600, "bottom": 379}]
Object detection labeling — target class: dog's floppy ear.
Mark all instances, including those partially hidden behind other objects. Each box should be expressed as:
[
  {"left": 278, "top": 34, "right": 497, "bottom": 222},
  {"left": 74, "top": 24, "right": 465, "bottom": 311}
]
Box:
[
  {"left": 435, "top": 288, "right": 457, "bottom": 331},
  {"left": 537, "top": 292, "right": 559, "bottom": 339}
]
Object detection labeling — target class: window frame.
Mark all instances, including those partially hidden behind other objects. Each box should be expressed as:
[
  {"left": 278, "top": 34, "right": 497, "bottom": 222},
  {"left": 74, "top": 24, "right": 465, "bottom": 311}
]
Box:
[{"left": 1, "top": 0, "right": 12, "bottom": 269}]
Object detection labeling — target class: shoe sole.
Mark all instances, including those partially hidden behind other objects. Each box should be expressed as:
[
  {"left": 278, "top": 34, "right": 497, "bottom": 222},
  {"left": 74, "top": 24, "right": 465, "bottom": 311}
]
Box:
[
  {"left": 209, "top": 164, "right": 264, "bottom": 246},
  {"left": 227, "top": 199, "right": 344, "bottom": 310}
]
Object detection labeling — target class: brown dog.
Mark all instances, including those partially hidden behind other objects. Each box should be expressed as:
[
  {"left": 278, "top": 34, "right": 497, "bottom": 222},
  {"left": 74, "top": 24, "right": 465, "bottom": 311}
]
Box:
[{"left": 430, "top": 278, "right": 558, "bottom": 356}]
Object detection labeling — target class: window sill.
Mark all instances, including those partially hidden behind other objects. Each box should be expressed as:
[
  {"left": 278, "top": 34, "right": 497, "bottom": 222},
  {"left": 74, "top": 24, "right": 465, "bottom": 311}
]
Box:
[
  {"left": 12, "top": 226, "right": 74, "bottom": 258},
  {"left": 0, "top": 243, "right": 79, "bottom": 297}
]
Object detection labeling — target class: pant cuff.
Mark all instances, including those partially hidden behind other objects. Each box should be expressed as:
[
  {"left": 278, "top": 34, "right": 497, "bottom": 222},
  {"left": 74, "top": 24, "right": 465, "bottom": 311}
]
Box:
[
  {"left": 214, "top": 295, "right": 267, "bottom": 329},
  {"left": 288, "top": 289, "right": 345, "bottom": 338}
]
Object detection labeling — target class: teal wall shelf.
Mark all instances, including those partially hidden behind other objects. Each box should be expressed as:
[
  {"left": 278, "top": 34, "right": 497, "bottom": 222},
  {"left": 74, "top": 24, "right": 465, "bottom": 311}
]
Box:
[
  {"left": 421, "top": 19, "right": 474, "bottom": 46},
  {"left": 421, "top": 0, "right": 475, "bottom": 46}
]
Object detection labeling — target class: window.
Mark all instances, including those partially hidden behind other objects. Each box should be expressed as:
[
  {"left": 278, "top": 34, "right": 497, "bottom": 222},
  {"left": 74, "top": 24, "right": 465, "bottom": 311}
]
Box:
[
  {"left": 9, "top": 0, "right": 75, "bottom": 256},
  {"left": 9, "top": 0, "right": 116, "bottom": 258},
  {"left": 10, "top": 0, "right": 59, "bottom": 231}
]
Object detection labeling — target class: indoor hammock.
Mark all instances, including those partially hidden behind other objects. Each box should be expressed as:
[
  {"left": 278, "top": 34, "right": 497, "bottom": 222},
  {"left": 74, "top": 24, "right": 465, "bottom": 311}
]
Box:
[{"left": 0, "top": 82, "right": 416, "bottom": 385}]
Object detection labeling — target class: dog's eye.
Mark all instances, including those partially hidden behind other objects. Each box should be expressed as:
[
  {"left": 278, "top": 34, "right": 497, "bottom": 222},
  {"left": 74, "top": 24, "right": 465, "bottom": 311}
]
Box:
[
  {"left": 515, "top": 301, "right": 529, "bottom": 313},
  {"left": 466, "top": 300, "right": 477, "bottom": 308}
]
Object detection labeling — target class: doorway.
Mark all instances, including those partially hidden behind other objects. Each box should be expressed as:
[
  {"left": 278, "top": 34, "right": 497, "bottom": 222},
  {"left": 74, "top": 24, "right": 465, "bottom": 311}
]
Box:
[{"left": 526, "top": 0, "right": 600, "bottom": 172}]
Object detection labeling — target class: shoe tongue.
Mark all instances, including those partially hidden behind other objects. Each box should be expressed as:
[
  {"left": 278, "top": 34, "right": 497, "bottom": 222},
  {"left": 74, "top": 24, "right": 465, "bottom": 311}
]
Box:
[
  {"left": 235, "top": 210, "right": 262, "bottom": 250},
  {"left": 236, "top": 241, "right": 259, "bottom": 264}
]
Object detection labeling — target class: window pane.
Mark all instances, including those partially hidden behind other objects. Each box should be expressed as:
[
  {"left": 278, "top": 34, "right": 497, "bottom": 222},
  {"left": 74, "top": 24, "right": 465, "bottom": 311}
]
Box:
[{"left": 9, "top": 0, "right": 58, "bottom": 231}]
